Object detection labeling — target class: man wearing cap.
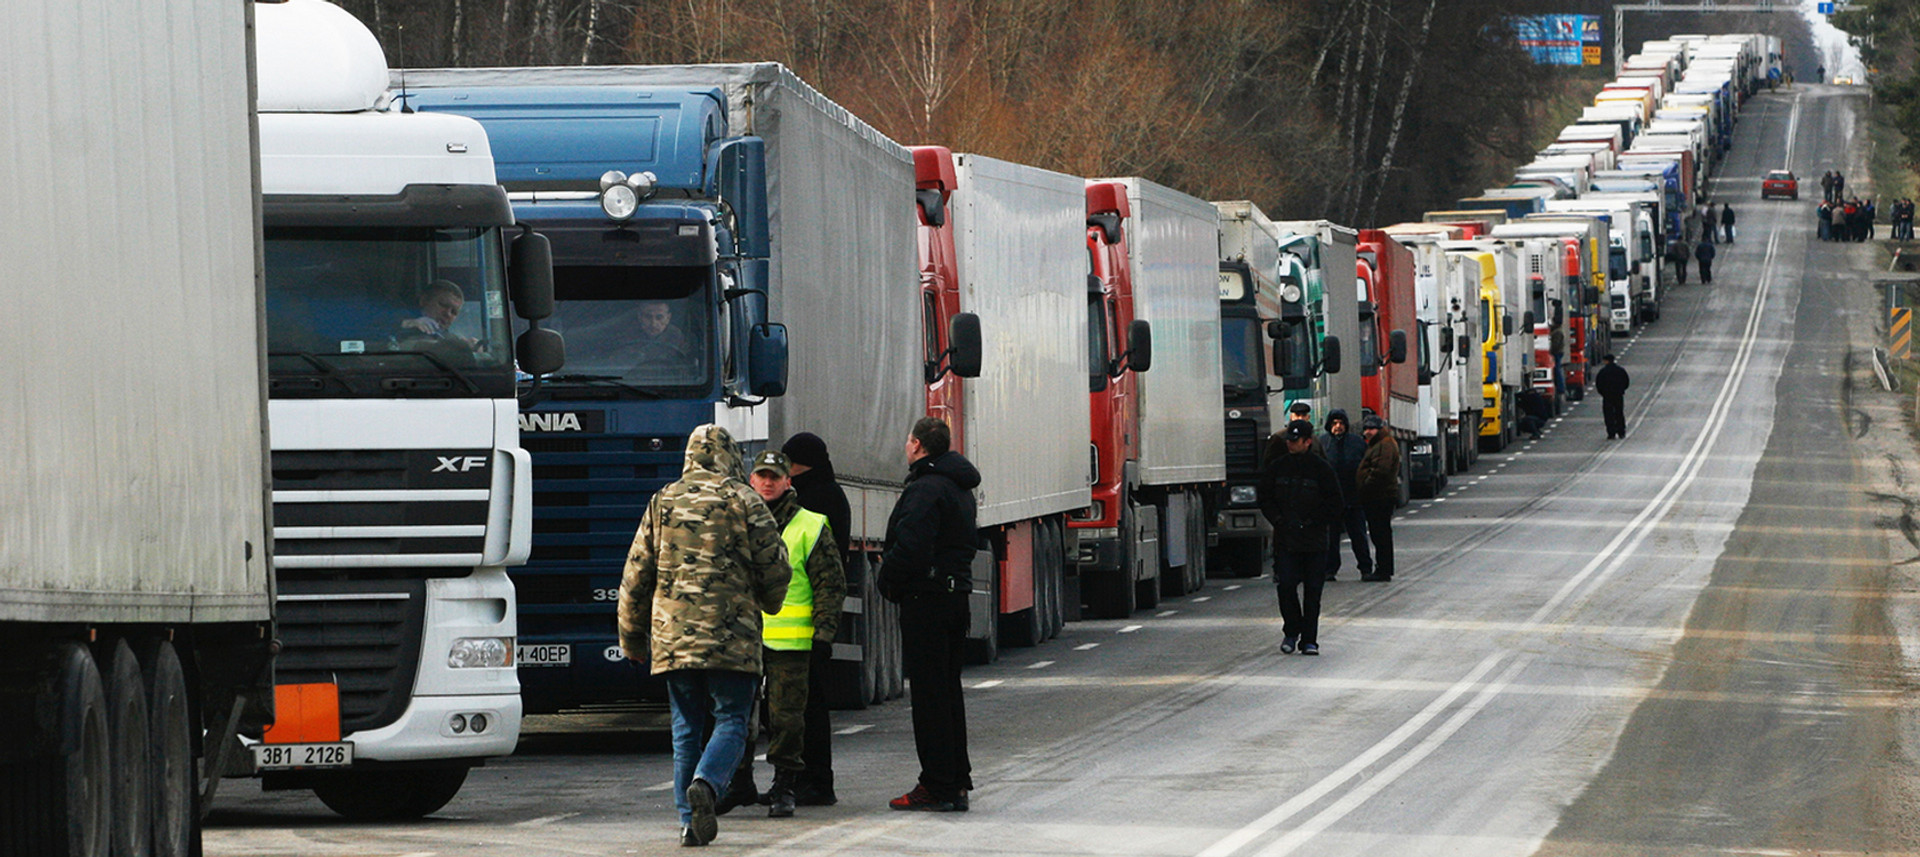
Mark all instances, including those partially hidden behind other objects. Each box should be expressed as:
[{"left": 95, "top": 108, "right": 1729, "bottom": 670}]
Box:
[
  {"left": 1287, "top": 400, "right": 1312, "bottom": 427},
  {"left": 733, "top": 450, "right": 846, "bottom": 818},
  {"left": 1259, "top": 420, "right": 1345, "bottom": 655},
  {"left": 1355, "top": 415, "right": 1401, "bottom": 581}
]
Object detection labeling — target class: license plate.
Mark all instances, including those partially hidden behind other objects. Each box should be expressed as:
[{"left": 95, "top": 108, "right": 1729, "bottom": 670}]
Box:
[
  {"left": 253, "top": 742, "right": 353, "bottom": 770},
  {"left": 517, "top": 644, "right": 571, "bottom": 667}
]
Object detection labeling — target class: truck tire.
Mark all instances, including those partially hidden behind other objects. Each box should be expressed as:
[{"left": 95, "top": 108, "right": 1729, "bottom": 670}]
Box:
[
  {"left": 1038, "top": 520, "right": 1063, "bottom": 641},
  {"left": 39, "top": 642, "right": 110, "bottom": 857},
  {"left": 1185, "top": 499, "right": 1208, "bottom": 593},
  {"left": 139, "top": 641, "right": 196, "bottom": 857},
  {"left": 312, "top": 767, "right": 468, "bottom": 820},
  {"left": 104, "top": 640, "right": 151, "bottom": 857}
]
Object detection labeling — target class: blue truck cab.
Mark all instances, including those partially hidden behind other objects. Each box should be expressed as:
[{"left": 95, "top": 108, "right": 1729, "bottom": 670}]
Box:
[{"left": 408, "top": 84, "right": 787, "bottom": 711}]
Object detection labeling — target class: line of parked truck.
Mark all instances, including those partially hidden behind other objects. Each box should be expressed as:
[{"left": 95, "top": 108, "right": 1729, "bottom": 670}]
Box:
[{"left": 4, "top": 0, "right": 1787, "bottom": 849}]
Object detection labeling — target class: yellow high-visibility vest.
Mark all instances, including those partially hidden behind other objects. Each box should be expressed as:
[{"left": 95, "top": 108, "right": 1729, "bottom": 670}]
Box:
[{"left": 764, "top": 507, "right": 828, "bottom": 651}]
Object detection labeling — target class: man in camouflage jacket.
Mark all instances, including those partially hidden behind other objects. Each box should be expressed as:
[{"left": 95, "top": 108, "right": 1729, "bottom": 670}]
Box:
[{"left": 618, "top": 424, "right": 789, "bottom": 846}]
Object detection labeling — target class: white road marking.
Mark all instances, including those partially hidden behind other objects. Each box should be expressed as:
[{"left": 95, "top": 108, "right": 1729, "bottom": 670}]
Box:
[
  {"left": 834, "top": 724, "right": 873, "bottom": 735},
  {"left": 1027, "top": 660, "right": 1055, "bottom": 669},
  {"left": 643, "top": 780, "right": 675, "bottom": 792},
  {"left": 1224, "top": 585, "right": 1243, "bottom": 591},
  {"left": 1156, "top": 610, "right": 1179, "bottom": 617},
  {"left": 973, "top": 679, "right": 1004, "bottom": 689},
  {"left": 514, "top": 812, "right": 582, "bottom": 828},
  {"left": 1074, "top": 643, "right": 1101, "bottom": 650},
  {"left": 1119, "top": 625, "right": 1144, "bottom": 633}
]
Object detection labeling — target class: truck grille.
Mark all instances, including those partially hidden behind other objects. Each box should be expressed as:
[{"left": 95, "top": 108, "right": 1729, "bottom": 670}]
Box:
[
  {"left": 274, "top": 579, "right": 427, "bottom": 734},
  {"left": 1224, "top": 418, "right": 1262, "bottom": 480},
  {"left": 271, "top": 448, "right": 493, "bottom": 570},
  {"left": 518, "top": 434, "right": 684, "bottom": 605}
]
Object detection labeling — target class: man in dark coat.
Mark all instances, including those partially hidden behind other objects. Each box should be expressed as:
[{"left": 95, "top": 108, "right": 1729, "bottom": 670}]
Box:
[
  {"left": 1666, "top": 237, "right": 1690, "bottom": 285},
  {"left": 1259, "top": 420, "right": 1345, "bottom": 655},
  {"left": 1355, "top": 415, "right": 1401, "bottom": 582},
  {"left": 878, "top": 417, "right": 980, "bottom": 813},
  {"left": 1720, "top": 203, "right": 1736, "bottom": 244},
  {"left": 1315, "top": 409, "right": 1371, "bottom": 580},
  {"left": 1595, "top": 354, "right": 1631, "bottom": 439},
  {"left": 1693, "top": 240, "right": 1716, "bottom": 284},
  {"left": 778, "top": 432, "right": 851, "bottom": 807}
]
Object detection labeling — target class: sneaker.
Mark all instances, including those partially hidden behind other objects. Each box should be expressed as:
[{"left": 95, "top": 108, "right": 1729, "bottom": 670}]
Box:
[
  {"left": 1281, "top": 635, "right": 1298, "bottom": 654},
  {"left": 952, "top": 790, "right": 969, "bottom": 813},
  {"left": 680, "top": 827, "right": 706, "bottom": 847},
  {"left": 1300, "top": 643, "right": 1320, "bottom": 656},
  {"left": 686, "top": 777, "right": 719, "bottom": 845},
  {"left": 889, "top": 784, "right": 960, "bottom": 812}
]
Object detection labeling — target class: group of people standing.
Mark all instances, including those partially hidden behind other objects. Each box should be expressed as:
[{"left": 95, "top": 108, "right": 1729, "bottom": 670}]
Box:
[
  {"left": 1821, "top": 170, "right": 1848, "bottom": 202},
  {"left": 620, "top": 417, "right": 980, "bottom": 846},
  {"left": 1818, "top": 197, "right": 1877, "bottom": 242},
  {"left": 1257, "top": 404, "right": 1402, "bottom": 657},
  {"left": 1890, "top": 198, "right": 1916, "bottom": 240}
]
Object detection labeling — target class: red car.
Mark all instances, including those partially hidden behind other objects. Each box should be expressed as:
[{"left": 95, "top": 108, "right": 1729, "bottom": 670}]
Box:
[{"left": 1762, "top": 170, "right": 1799, "bottom": 200}]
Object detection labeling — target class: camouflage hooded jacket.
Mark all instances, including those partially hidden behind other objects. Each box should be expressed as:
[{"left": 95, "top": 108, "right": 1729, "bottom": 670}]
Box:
[{"left": 618, "top": 424, "right": 790, "bottom": 675}]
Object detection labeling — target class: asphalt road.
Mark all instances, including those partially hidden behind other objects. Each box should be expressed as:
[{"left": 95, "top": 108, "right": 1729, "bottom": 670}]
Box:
[{"left": 206, "top": 83, "right": 1920, "bottom": 857}]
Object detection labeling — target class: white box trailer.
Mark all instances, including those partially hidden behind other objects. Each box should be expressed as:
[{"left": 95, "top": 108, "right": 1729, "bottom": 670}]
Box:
[
  {"left": 950, "top": 153, "right": 1092, "bottom": 528},
  {"left": 1116, "top": 178, "right": 1228, "bottom": 488},
  {"left": 3, "top": 0, "right": 273, "bottom": 850}
]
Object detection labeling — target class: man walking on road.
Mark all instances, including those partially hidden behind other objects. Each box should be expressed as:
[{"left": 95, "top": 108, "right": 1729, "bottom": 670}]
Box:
[
  {"left": 727, "top": 450, "right": 845, "bottom": 819},
  {"left": 1316, "top": 409, "right": 1371, "bottom": 581},
  {"left": 1595, "top": 354, "right": 1631, "bottom": 440},
  {"left": 1260, "top": 420, "right": 1345, "bottom": 656},
  {"left": 1721, "top": 203, "right": 1737, "bottom": 244},
  {"left": 1694, "top": 239, "right": 1717, "bottom": 284},
  {"left": 878, "top": 417, "right": 981, "bottom": 813},
  {"left": 619, "top": 424, "right": 790, "bottom": 847},
  {"left": 1666, "top": 237, "right": 1691, "bottom": 285},
  {"left": 1355, "top": 415, "right": 1401, "bottom": 582}
]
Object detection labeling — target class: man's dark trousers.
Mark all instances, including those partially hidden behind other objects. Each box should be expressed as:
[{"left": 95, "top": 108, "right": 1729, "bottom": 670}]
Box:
[
  {"left": 799, "top": 644, "right": 834, "bottom": 795},
  {"left": 1274, "top": 549, "right": 1329, "bottom": 645},
  {"left": 1324, "top": 505, "right": 1371, "bottom": 575},
  {"left": 899, "top": 590, "right": 971, "bottom": 799},
  {"left": 1603, "top": 395, "right": 1627, "bottom": 438},
  {"left": 1362, "top": 498, "right": 1395, "bottom": 579}
]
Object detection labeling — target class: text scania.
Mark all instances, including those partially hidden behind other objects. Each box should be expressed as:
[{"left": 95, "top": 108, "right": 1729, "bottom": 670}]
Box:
[{"left": 519, "top": 412, "right": 585, "bottom": 432}]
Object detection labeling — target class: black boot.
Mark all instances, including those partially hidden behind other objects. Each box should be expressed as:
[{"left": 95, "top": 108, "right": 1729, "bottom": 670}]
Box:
[
  {"left": 767, "top": 769, "right": 797, "bottom": 818},
  {"left": 793, "top": 774, "right": 838, "bottom": 807},
  {"left": 714, "top": 772, "right": 760, "bottom": 816}
]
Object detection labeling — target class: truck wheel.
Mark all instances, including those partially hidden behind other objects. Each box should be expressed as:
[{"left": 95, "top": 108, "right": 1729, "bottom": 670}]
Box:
[
  {"left": 1187, "top": 499, "right": 1209, "bottom": 593},
  {"left": 964, "top": 568, "right": 999, "bottom": 665},
  {"left": 104, "top": 641, "right": 151, "bottom": 857},
  {"left": 1083, "top": 568, "right": 1134, "bottom": 619},
  {"left": 312, "top": 767, "right": 469, "bottom": 820},
  {"left": 140, "top": 641, "right": 196, "bottom": 857},
  {"left": 40, "top": 642, "right": 110, "bottom": 857},
  {"left": 1039, "top": 520, "right": 1063, "bottom": 640}
]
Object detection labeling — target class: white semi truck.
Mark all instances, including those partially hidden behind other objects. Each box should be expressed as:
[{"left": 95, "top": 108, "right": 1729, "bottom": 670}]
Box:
[
  {"left": 244, "top": 0, "right": 562, "bottom": 819},
  {"left": 3, "top": 1, "right": 273, "bottom": 853}
]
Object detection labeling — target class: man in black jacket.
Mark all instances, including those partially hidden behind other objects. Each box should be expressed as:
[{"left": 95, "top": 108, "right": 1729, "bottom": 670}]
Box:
[
  {"left": 877, "top": 417, "right": 980, "bottom": 813},
  {"left": 1595, "top": 354, "right": 1631, "bottom": 439},
  {"left": 780, "top": 432, "right": 853, "bottom": 807},
  {"left": 1316, "top": 409, "right": 1371, "bottom": 580},
  {"left": 1260, "top": 420, "right": 1345, "bottom": 655}
]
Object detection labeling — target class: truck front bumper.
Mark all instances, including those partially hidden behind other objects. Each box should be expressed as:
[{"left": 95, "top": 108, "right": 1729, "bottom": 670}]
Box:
[{"left": 1215, "top": 507, "right": 1270, "bottom": 540}]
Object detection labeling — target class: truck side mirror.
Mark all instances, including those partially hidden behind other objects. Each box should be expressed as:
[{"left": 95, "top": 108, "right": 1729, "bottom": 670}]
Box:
[
  {"left": 1389, "top": 330, "right": 1408, "bottom": 364},
  {"left": 948, "top": 312, "right": 982, "bottom": 379},
  {"left": 509, "top": 231, "right": 555, "bottom": 320},
  {"left": 1522, "top": 311, "right": 1536, "bottom": 330},
  {"left": 1503, "top": 315, "right": 1514, "bottom": 337},
  {"left": 1321, "top": 335, "right": 1342, "bottom": 375},
  {"left": 1125, "top": 319, "right": 1153, "bottom": 373},
  {"left": 1438, "top": 329, "right": 1454, "bottom": 354},
  {"left": 747, "top": 323, "right": 789, "bottom": 397},
  {"left": 516, "top": 327, "right": 566, "bottom": 376}
]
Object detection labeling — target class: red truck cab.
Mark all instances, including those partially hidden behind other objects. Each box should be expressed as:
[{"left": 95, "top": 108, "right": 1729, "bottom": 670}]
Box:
[
  {"left": 912, "top": 146, "right": 967, "bottom": 448},
  {"left": 1071, "top": 180, "right": 1154, "bottom": 617}
]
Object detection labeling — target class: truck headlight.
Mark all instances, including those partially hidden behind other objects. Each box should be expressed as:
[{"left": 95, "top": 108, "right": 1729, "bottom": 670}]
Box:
[
  {"left": 1229, "top": 485, "right": 1258, "bottom": 505},
  {"left": 448, "top": 637, "right": 514, "bottom": 669},
  {"left": 1412, "top": 442, "right": 1433, "bottom": 455}
]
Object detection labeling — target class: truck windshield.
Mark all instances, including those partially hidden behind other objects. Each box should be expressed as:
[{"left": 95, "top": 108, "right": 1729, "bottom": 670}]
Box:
[
  {"left": 264, "top": 226, "right": 514, "bottom": 394},
  {"left": 1219, "top": 316, "right": 1264, "bottom": 393},
  {"left": 1357, "top": 308, "right": 1380, "bottom": 376},
  {"left": 524, "top": 265, "right": 712, "bottom": 392}
]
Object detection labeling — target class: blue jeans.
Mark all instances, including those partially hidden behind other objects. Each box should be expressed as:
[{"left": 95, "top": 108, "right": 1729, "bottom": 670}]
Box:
[{"left": 664, "top": 669, "right": 758, "bottom": 826}]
